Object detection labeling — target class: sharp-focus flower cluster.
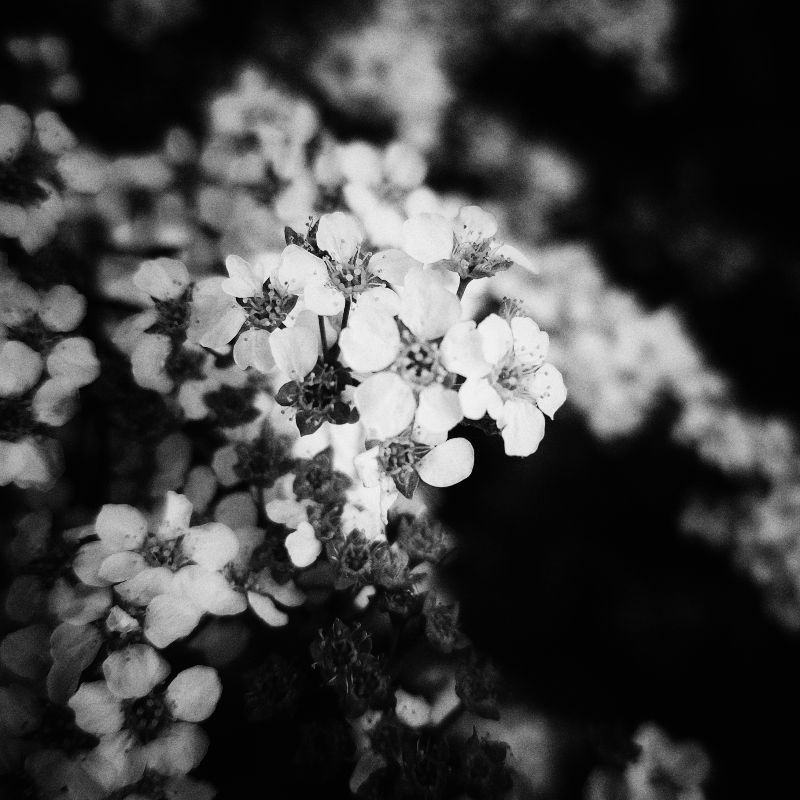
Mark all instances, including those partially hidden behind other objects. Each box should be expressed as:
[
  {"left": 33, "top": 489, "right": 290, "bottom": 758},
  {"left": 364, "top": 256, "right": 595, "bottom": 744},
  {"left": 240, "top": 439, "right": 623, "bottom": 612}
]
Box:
[{"left": 1, "top": 65, "right": 571, "bottom": 800}]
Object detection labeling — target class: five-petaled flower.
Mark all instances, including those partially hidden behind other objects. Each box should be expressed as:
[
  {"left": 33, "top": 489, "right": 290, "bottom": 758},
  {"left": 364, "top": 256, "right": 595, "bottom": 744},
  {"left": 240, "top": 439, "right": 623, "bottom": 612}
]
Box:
[{"left": 441, "top": 310, "right": 567, "bottom": 456}]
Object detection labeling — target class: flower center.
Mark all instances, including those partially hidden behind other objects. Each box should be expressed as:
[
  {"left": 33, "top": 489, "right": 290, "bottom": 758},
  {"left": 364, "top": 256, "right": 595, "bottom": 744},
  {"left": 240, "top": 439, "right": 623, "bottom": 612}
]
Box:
[
  {"left": 379, "top": 440, "right": 418, "bottom": 474},
  {"left": 397, "top": 341, "right": 441, "bottom": 386},
  {"left": 123, "top": 690, "right": 169, "bottom": 744},
  {"left": 241, "top": 279, "right": 297, "bottom": 332},
  {"left": 0, "top": 395, "right": 37, "bottom": 441},
  {"left": 141, "top": 534, "right": 182, "bottom": 569},
  {"left": 328, "top": 261, "right": 369, "bottom": 296},
  {"left": 7, "top": 318, "right": 57, "bottom": 352}
]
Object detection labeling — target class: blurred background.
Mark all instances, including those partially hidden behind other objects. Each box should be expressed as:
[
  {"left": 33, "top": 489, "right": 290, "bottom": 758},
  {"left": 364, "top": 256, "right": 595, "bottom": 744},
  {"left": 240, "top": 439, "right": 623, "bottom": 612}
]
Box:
[{"left": 2, "top": 0, "right": 799, "bottom": 797}]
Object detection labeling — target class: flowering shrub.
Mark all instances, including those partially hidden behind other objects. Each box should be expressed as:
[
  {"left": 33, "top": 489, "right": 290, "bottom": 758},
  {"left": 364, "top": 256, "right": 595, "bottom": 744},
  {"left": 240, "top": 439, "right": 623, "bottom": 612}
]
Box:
[{"left": 0, "top": 64, "right": 581, "bottom": 797}]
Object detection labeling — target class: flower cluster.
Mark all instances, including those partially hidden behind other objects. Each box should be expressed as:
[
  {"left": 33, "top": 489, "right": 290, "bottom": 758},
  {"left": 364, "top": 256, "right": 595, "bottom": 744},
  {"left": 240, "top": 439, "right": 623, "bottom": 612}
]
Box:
[
  {"left": 1, "top": 65, "right": 571, "bottom": 799},
  {"left": 1, "top": 270, "right": 99, "bottom": 489}
]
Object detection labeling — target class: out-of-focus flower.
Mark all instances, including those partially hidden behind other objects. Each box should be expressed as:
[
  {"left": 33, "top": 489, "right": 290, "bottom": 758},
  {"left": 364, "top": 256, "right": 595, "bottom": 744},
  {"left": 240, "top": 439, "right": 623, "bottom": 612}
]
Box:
[
  {"left": 72, "top": 494, "right": 244, "bottom": 648},
  {"left": 68, "top": 646, "right": 219, "bottom": 790}
]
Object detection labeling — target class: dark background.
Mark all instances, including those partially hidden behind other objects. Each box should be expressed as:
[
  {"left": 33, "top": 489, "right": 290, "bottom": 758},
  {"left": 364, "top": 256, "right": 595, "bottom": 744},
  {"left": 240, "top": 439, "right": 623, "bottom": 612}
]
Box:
[{"left": 2, "top": 1, "right": 799, "bottom": 797}]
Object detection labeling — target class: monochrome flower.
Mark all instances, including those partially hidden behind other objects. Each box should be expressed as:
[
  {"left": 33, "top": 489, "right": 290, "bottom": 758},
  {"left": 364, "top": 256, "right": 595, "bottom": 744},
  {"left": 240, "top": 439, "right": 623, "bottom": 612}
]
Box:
[
  {"left": 280, "top": 212, "right": 398, "bottom": 316},
  {"left": 401, "top": 204, "right": 532, "bottom": 284},
  {"left": 68, "top": 646, "right": 221, "bottom": 789},
  {"left": 72, "top": 494, "right": 245, "bottom": 648},
  {"left": 342, "top": 267, "right": 463, "bottom": 438},
  {"left": 441, "top": 311, "right": 566, "bottom": 456},
  {"left": 354, "top": 433, "right": 474, "bottom": 519}
]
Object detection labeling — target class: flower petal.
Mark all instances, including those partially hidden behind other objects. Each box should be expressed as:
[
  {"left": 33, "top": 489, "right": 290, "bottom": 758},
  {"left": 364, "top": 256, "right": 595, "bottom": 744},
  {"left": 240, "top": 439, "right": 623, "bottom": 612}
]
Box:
[
  {"left": 116, "top": 566, "right": 175, "bottom": 607},
  {"left": 317, "top": 212, "right": 363, "bottom": 263},
  {"left": 166, "top": 666, "right": 222, "bottom": 722},
  {"left": 0, "top": 340, "right": 43, "bottom": 396},
  {"left": 45, "top": 336, "right": 100, "bottom": 389},
  {"left": 415, "top": 385, "right": 462, "bottom": 433},
  {"left": 250, "top": 570, "right": 306, "bottom": 607},
  {"left": 440, "top": 320, "right": 492, "bottom": 379},
  {"left": 511, "top": 316, "right": 549, "bottom": 368},
  {"left": 400, "top": 267, "right": 462, "bottom": 341},
  {"left": 143, "top": 722, "right": 208, "bottom": 776},
  {"left": 68, "top": 682, "right": 124, "bottom": 736},
  {"left": 339, "top": 308, "right": 400, "bottom": 372},
  {"left": 354, "top": 447, "right": 381, "bottom": 488},
  {"left": 401, "top": 214, "right": 453, "bottom": 264},
  {"left": 38, "top": 284, "right": 87, "bottom": 332},
  {"left": 529, "top": 363, "right": 567, "bottom": 419},
  {"left": 102, "top": 644, "right": 169, "bottom": 699},
  {"left": 477, "top": 314, "right": 513, "bottom": 365},
  {"left": 304, "top": 280, "right": 345, "bottom": 316},
  {"left": 156, "top": 491, "right": 193, "bottom": 541},
  {"left": 277, "top": 244, "right": 326, "bottom": 294},
  {"left": 180, "top": 522, "right": 239, "bottom": 570},
  {"left": 247, "top": 591, "right": 289, "bottom": 626},
  {"left": 233, "top": 328, "right": 275, "bottom": 372},
  {"left": 369, "top": 249, "right": 417, "bottom": 287},
  {"left": 97, "top": 551, "right": 147, "bottom": 583},
  {"left": 457, "top": 205, "right": 497, "bottom": 241},
  {"left": 269, "top": 325, "right": 319, "bottom": 380},
  {"left": 354, "top": 372, "right": 416, "bottom": 438},
  {"left": 94, "top": 504, "right": 148, "bottom": 552},
  {"left": 458, "top": 378, "right": 502, "bottom": 420},
  {"left": 221, "top": 254, "right": 261, "bottom": 298},
  {"left": 187, "top": 276, "right": 247, "bottom": 349},
  {"left": 497, "top": 399, "right": 546, "bottom": 457},
  {"left": 172, "top": 565, "right": 247, "bottom": 616},
  {"left": 416, "top": 438, "right": 474, "bottom": 487},
  {"left": 285, "top": 521, "right": 322, "bottom": 568},
  {"left": 31, "top": 378, "right": 78, "bottom": 426},
  {"left": 73, "top": 541, "right": 116, "bottom": 587},
  {"left": 133, "top": 258, "right": 190, "bottom": 301},
  {"left": 394, "top": 688, "right": 433, "bottom": 729},
  {"left": 144, "top": 594, "right": 204, "bottom": 648}
]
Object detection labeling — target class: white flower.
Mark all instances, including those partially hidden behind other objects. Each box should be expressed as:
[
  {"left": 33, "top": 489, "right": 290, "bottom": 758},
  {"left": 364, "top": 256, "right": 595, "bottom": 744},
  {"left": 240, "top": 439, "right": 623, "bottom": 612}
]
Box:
[
  {"left": 133, "top": 257, "right": 190, "bottom": 301},
  {"left": 73, "top": 494, "right": 245, "bottom": 648},
  {"left": 69, "top": 647, "right": 220, "bottom": 788},
  {"left": 342, "top": 268, "right": 464, "bottom": 438},
  {"left": 228, "top": 525, "right": 307, "bottom": 626},
  {"left": 441, "top": 312, "right": 566, "bottom": 456},
  {"left": 0, "top": 436, "right": 62, "bottom": 489},
  {"left": 354, "top": 435, "right": 474, "bottom": 518},
  {"left": 319, "top": 141, "right": 427, "bottom": 248},
  {"left": 279, "top": 212, "right": 398, "bottom": 316},
  {"left": 401, "top": 204, "right": 532, "bottom": 281}
]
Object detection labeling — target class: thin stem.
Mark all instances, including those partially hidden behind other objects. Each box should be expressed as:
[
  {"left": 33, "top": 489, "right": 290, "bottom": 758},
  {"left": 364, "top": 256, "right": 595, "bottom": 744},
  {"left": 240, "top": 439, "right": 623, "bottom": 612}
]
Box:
[
  {"left": 318, "top": 315, "right": 328, "bottom": 353},
  {"left": 457, "top": 279, "right": 469, "bottom": 299}
]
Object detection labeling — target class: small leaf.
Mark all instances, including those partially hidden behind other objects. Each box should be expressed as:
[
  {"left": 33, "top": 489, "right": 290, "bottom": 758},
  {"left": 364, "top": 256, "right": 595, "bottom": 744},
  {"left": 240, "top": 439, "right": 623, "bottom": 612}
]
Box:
[
  {"left": 276, "top": 381, "right": 300, "bottom": 406},
  {"left": 393, "top": 466, "right": 420, "bottom": 499},
  {"left": 296, "top": 411, "right": 324, "bottom": 436},
  {"left": 284, "top": 226, "right": 302, "bottom": 246}
]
